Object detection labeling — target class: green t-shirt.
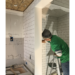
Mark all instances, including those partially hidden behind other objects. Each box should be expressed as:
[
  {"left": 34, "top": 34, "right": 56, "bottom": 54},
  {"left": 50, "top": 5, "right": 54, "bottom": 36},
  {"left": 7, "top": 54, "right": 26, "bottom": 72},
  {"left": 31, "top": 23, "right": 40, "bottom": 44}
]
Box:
[{"left": 48, "top": 35, "right": 69, "bottom": 63}]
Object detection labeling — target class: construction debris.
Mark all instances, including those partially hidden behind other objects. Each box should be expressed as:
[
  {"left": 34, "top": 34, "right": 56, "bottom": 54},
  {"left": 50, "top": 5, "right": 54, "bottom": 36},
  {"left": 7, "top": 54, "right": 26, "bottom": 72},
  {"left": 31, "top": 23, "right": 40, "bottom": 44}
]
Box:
[
  {"left": 6, "top": 71, "right": 20, "bottom": 74},
  {"left": 18, "top": 72, "right": 32, "bottom": 75},
  {"left": 6, "top": 64, "right": 32, "bottom": 75},
  {"left": 12, "top": 64, "right": 24, "bottom": 68}
]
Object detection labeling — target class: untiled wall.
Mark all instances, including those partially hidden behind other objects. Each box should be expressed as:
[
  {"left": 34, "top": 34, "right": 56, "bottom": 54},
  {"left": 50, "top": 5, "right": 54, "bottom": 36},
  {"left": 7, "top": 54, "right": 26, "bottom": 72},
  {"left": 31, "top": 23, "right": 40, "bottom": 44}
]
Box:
[
  {"left": 68, "top": 13, "right": 75, "bottom": 48},
  {"left": 6, "top": 14, "right": 24, "bottom": 66}
]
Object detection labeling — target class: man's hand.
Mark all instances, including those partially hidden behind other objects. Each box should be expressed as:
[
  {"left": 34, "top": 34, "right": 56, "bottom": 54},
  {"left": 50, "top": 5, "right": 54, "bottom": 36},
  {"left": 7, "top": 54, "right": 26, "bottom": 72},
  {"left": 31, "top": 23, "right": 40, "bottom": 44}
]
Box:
[
  {"left": 54, "top": 53, "right": 57, "bottom": 57},
  {"left": 54, "top": 53, "right": 60, "bottom": 57},
  {"left": 54, "top": 53, "right": 56, "bottom": 56},
  {"left": 42, "top": 40, "right": 46, "bottom": 43}
]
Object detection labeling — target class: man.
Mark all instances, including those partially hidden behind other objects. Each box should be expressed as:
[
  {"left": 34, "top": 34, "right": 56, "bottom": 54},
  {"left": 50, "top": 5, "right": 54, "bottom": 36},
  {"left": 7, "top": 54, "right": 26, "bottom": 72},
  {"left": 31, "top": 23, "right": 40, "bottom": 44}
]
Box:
[{"left": 42, "top": 29, "right": 69, "bottom": 75}]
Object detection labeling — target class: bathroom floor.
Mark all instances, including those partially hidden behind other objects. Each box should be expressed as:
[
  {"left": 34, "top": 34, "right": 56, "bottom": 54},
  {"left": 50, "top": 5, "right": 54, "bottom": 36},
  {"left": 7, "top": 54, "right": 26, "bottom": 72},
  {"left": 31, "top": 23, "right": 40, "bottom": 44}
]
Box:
[{"left": 7, "top": 74, "right": 15, "bottom": 75}]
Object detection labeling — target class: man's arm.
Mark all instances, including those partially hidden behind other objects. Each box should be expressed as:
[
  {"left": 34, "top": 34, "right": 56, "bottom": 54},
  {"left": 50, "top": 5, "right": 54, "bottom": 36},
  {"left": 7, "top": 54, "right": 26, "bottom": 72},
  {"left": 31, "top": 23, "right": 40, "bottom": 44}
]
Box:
[
  {"left": 54, "top": 53, "right": 61, "bottom": 57},
  {"left": 54, "top": 50, "right": 62, "bottom": 57}
]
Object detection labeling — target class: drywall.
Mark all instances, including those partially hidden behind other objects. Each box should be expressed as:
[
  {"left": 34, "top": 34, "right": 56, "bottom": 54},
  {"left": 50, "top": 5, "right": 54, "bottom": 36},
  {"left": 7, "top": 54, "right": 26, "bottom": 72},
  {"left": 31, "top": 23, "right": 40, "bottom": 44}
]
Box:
[
  {"left": 6, "top": 9, "right": 24, "bottom": 17},
  {"left": 6, "top": 14, "right": 24, "bottom": 38},
  {"left": 6, "top": 14, "right": 24, "bottom": 66}
]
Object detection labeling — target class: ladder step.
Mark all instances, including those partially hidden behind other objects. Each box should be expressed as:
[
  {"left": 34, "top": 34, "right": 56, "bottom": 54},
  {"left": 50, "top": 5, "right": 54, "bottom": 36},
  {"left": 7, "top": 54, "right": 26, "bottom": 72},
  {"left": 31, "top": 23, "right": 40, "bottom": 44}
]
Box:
[{"left": 48, "top": 63, "right": 56, "bottom": 68}]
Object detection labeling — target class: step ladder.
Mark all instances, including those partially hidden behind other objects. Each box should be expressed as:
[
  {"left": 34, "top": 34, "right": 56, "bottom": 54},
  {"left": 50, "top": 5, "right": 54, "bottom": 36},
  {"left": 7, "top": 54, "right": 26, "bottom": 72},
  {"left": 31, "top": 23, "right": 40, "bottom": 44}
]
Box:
[{"left": 46, "top": 48, "right": 63, "bottom": 75}]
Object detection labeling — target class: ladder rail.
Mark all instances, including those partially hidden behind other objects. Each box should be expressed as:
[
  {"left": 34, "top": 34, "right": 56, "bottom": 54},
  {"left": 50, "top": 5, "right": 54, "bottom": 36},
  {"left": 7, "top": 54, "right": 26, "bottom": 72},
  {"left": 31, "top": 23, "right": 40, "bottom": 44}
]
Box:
[
  {"left": 46, "top": 55, "right": 61, "bottom": 75},
  {"left": 46, "top": 52, "right": 51, "bottom": 75},
  {"left": 49, "top": 55, "right": 55, "bottom": 75}
]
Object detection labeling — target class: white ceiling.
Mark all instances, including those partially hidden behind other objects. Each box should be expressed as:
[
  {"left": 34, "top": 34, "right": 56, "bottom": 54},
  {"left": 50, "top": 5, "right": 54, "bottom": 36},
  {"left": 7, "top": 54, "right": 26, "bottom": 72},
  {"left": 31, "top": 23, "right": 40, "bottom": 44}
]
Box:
[
  {"left": 42, "top": 8, "right": 69, "bottom": 17},
  {"left": 42, "top": 4, "right": 69, "bottom": 17},
  {"left": 51, "top": 0, "right": 69, "bottom": 8}
]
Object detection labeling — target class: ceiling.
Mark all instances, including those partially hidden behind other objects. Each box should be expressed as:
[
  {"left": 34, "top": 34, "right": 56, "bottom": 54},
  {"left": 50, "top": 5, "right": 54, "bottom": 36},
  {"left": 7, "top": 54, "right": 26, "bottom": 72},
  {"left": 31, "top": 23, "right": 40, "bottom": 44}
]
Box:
[
  {"left": 6, "top": 0, "right": 34, "bottom": 12},
  {"left": 42, "top": 8, "right": 69, "bottom": 17},
  {"left": 42, "top": 4, "right": 69, "bottom": 17}
]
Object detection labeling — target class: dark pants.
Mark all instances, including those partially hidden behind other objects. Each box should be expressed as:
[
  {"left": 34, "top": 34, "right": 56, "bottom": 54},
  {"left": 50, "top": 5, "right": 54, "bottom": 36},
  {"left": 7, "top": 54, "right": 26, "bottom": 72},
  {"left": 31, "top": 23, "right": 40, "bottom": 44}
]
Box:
[{"left": 61, "top": 61, "right": 69, "bottom": 75}]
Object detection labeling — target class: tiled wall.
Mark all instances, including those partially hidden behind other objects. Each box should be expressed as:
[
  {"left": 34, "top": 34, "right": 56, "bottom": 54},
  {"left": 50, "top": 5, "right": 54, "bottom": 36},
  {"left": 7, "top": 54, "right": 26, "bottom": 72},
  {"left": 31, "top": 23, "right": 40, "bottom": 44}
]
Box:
[
  {"left": 57, "top": 14, "right": 69, "bottom": 46},
  {"left": 42, "top": 14, "right": 69, "bottom": 75},
  {"left": 23, "top": 0, "right": 41, "bottom": 73},
  {"left": 42, "top": 15, "right": 58, "bottom": 75},
  {"left": 58, "top": 13, "right": 75, "bottom": 75},
  {"left": 58, "top": 15, "right": 69, "bottom": 42},
  {"left": 6, "top": 14, "right": 24, "bottom": 66},
  {"left": 52, "top": 0, "right": 69, "bottom": 8}
]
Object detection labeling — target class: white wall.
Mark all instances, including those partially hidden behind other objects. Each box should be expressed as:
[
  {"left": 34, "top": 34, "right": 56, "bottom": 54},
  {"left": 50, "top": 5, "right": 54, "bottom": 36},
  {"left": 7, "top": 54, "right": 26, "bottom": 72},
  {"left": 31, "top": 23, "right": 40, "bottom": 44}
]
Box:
[
  {"left": 68, "top": 13, "right": 75, "bottom": 48},
  {"left": 58, "top": 13, "right": 75, "bottom": 75},
  {"left": 6, "top": 14, "right": 24, "bottom": 38},
  {"left": 42, "top": 15, "right": 58, "bottom": 75},
  {"left": 6, "top": 14, "right": 24, "bottom": 66},
  {"left": 58, "top": 15, "right": 69, "bottom": 42},
  {"left": 58, "top": 14, "right": 69, "bottom": 46},
  {"left": 23, "top": 0, "right": 41, "bottom": 73},
  {"left": 6, "top": 1, "right": 69, "bottom": 75},
  {"left": 42, "top": 14, "right": 69, "bottom": 75}
]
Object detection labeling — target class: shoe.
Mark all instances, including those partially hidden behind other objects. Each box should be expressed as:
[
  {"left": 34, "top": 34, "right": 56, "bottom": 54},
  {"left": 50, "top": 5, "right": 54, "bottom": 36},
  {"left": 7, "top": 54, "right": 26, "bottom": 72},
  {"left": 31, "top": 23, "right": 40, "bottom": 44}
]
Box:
[{"left": 60, "top": 68, "right": 63, "bottom": 72}]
